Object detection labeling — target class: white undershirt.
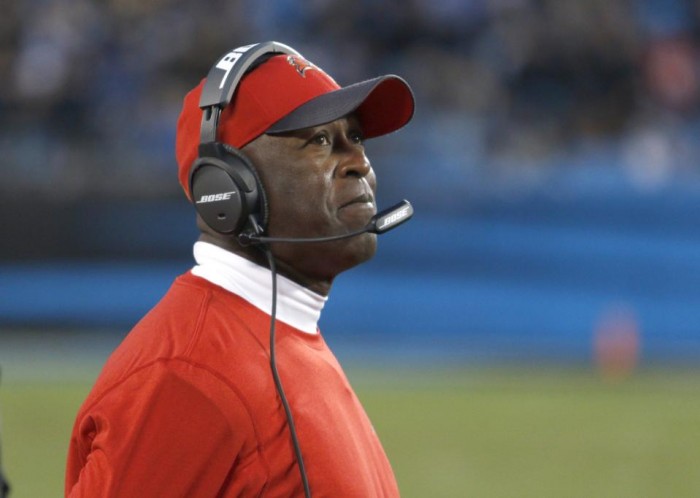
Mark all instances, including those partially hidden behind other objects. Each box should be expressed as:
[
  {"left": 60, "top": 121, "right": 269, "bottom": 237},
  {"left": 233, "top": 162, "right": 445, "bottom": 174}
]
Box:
[{"left": 190, "top": 241, "right": 327, "bottom": 335}]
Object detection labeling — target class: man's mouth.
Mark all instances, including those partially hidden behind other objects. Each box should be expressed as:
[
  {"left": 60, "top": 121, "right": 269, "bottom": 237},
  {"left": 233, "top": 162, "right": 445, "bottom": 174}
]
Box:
[{"left": 340, "top": 193, "right": 375, "bottom": 209}]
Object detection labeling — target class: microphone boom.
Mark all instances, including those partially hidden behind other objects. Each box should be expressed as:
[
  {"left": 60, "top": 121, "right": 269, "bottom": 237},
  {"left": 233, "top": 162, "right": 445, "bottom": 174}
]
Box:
[{"left": 239, "top": 200, "right": 413, "bottom": 245}]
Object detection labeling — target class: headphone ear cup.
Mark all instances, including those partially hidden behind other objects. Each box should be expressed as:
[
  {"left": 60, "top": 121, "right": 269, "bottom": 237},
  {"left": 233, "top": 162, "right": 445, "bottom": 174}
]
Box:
[
  {"left": 221, "top": 144, "right": 269, "bottom": 232},
  {"left": 189, "top": 144, "right": 268, "bottom": 236}
]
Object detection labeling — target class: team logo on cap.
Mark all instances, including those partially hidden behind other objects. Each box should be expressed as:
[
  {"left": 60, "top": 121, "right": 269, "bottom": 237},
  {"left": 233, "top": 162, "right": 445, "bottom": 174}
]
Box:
[{"left": 287, "top": 55, "right": 315, "bottom": 78}]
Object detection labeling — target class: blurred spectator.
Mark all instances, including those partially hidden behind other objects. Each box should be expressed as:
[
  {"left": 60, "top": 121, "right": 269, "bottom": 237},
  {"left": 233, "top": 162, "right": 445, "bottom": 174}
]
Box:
[{"left": 3, "top": 0, "right": 700, "bottom": 202}]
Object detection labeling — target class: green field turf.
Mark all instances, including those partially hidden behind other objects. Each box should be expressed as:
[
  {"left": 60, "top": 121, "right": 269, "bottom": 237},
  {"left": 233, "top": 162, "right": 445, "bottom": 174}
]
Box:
[
  {"left": 356, "top": 367, "right": 700, "bottom": 498},
  {"left": 2, "top": 366, "right": 700, "bottom": 497}
]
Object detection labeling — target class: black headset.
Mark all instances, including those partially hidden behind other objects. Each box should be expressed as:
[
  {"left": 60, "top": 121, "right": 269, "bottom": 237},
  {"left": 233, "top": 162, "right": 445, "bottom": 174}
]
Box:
[
  {"left": 188, "top": 41, "right": 301, "bottom": 238},
  {"left": 189, "top": 41, "right": 315, "bottom": 498}
]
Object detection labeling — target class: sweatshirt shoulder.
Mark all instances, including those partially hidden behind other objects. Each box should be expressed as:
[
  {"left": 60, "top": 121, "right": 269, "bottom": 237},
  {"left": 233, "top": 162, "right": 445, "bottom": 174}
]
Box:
[{"left": 91, "top": 273, "right": 216, "bottom": 388}]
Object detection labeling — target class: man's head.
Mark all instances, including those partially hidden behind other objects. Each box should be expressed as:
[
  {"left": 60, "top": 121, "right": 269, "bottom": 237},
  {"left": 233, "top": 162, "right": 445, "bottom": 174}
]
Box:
[{"left": 175, "top": 43, "right": 414, "bottom": 293}]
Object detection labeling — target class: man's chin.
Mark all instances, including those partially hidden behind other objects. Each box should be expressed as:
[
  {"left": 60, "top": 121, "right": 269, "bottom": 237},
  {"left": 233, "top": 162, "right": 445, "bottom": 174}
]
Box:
[
  {"left": 270, "top": 232, "right": 377, "bottom": 292},
  {"left": 312, "top": 231, "right": 377, "bottom": 275},
  {"left": 337, "top": 202, "right": 376, "bottom": 230},
  {"left": 342, "top": 232, "right": 377, "bottom": 266}
]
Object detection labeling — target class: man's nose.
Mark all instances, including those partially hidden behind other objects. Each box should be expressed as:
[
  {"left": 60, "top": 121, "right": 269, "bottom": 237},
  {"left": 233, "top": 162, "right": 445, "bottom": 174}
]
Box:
[{"left": 337, "top": 143, "right": 371, "bottom": 179}]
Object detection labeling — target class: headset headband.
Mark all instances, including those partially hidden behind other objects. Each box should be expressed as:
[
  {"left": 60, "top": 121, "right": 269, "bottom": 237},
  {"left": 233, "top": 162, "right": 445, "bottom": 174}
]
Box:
[{"left": 198, "top": 41, "right": 301, "bottom": 144}]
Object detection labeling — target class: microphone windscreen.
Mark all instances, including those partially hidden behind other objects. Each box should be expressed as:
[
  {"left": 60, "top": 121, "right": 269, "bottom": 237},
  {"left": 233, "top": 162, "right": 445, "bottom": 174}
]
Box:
[{"left": 368, "top": 200, "right": 413, "bottom": 234}]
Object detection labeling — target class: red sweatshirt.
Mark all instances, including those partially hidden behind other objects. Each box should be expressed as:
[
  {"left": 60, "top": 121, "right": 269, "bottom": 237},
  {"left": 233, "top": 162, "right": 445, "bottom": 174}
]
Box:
[{"left": 65, "top": 271, "right": 399, "bottom": 497}]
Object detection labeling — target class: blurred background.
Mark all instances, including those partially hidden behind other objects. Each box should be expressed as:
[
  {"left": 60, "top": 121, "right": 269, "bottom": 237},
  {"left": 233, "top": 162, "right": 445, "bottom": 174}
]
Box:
[{"left": 2, "top": 0, "right": 700, "bottom": 496}]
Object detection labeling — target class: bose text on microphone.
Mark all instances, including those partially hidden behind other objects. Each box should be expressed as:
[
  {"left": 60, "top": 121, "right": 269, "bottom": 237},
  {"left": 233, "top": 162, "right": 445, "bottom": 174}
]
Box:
[{"left": 366, "top": 200, "right": 413, "bottom": 234}]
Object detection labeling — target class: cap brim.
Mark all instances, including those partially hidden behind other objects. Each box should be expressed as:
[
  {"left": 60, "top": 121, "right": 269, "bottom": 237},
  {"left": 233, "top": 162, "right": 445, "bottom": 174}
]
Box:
[{"left": 266, "top": 75, "right": 415, "bottom": 139}]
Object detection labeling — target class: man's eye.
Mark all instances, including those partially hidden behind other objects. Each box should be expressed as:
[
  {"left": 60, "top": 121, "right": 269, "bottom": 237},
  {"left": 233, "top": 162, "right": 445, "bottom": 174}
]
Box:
[
  {"left": 312, "top": 133, "right": 330, "bottom": 145},
  {"left": 350, "top": 132, "right": 364, "bottom": 145}
]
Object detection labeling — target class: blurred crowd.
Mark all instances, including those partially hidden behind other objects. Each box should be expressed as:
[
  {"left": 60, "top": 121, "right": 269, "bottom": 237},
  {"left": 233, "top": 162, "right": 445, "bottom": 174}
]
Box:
[{"left": 2, "top": 0, "right": 700, "bottom": 202}]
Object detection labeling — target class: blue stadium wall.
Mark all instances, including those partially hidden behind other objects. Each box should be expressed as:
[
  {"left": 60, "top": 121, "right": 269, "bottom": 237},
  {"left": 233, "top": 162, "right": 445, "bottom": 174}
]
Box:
[{"left": 2, "top": 188, "right": 700, "bottom": 365}]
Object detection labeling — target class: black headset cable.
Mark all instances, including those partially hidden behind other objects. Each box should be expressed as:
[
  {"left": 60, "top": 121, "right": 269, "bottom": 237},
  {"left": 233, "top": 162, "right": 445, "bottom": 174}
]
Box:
[{"left": 263, "top": 248, "right": 312, "bottom": 498}]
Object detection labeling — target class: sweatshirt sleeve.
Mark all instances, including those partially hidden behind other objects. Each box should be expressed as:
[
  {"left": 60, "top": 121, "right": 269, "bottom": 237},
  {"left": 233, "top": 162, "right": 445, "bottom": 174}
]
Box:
[{"left": 65, "top": 359, "right": 259, "bottom": 498}]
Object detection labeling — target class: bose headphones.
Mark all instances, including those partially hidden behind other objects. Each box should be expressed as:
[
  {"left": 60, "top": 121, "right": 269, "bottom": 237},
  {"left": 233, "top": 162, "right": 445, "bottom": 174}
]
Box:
[{"left": 188, "top": 42, "right": 301, "bottom": 238}]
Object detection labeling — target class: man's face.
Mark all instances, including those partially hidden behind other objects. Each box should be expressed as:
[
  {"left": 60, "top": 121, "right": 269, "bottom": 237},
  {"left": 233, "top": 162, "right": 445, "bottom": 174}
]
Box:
[{"left": 242, "top": 115, "right": 378, "bottom": 292}]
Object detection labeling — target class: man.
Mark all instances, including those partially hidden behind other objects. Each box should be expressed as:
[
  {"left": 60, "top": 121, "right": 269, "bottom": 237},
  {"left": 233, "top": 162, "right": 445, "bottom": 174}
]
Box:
[{"left": 65, "top": 42, "right": 414, "bottom": 497}]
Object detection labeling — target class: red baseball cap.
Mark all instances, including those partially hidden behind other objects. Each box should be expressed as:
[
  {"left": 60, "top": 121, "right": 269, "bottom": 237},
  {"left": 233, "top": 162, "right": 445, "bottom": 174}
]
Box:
[{"left": 175, "top": 53, "right": 415, "bottom": 198}]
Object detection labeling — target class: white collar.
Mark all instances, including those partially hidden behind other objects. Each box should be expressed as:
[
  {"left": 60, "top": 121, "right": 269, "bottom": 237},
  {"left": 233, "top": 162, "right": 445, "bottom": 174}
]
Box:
[{"left": 190, "top": 241, "right": 327, "bottom": 335}]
